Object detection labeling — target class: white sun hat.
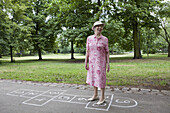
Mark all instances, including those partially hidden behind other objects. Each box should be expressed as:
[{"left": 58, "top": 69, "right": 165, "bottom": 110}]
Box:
[{"left": 92, "top": 21, "right": 105, "bottom": 30}]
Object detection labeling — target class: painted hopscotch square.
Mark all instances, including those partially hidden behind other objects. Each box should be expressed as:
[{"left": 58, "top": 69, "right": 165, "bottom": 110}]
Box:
[
  {"left": 21, "top": 90, "right": 44, "bottom": 98},
  {"left": 70, "top": 95, "right": 90, "bottom": 104},
  {"left": 53, "top": 94, "right": 76, "bottom": 102},
  {"left": 105, "top": 95, "right": 113, "bottom": 101},
  {"left": 23, "top": 95, "right": 54, "bottom": 106},
  {"left": 85, "top": 94, "right": 114, "bottom": 111},
  {"left": 6, "top": 89, "right": 32, "bottom": 97},
  {"left": 42, "top": 90, "right": 66, "bottom": 97}
]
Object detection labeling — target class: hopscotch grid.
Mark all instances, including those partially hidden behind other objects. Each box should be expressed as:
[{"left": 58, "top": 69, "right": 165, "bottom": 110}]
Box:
[
  {"left": 7, "top": 89, "right": 138, "bottom": 111},
  {"left": 111, "top": 97, "right": 138, "bottom": 108},
  {"left": 48, "top": 93, "right": 75, "bottom": 97},
  {"left": 22, "top": 90, "right": 53, "bottom": 105},
  {"left": 85, "top": 94, "right": 114, "bottom": 111},
  {"left": 40, "top": 96, "right": 61, "bottom": 106},
  {"left": 7, "top": 89, "right": 44, "bottom": 95},
  {"left": 85, "top": 102, "right": 108, "bottom": 111},
  {"left": 7, "top": 89, "right": 28, "bottom": 94},
  {"left": 39, "top": 94, "right": 59, "bottom": 98},
  {"left": 42, "top": 90, "right": 67, "bottom": 96},
  {"left": 39, "top": 90, "right": 68, "bottom": 106},
  {"left": 51, "top": 95, "right": 88, "bottom": 105},
  {"left": 52, "top": 94, "right": 90, "bottom": 105},
  {"left": 51, "top": 93, "right": 76, "bottom": 101},
  {"left": 22, "top": 90, "right": 66, "bottom": 106},
  {"left": 20, "top": 90, "right": 44, "bottom": 98},
  {"left": 51, "top": 94, "right": 91, "bottom": 101},
  {"left": 6, "top": 89, "right": 33, "bottom": 97}
]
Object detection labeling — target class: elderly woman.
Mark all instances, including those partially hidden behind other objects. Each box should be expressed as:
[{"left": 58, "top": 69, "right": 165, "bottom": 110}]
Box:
[{"left": 85, "top": 21, "right": 110, "bottom": 105}]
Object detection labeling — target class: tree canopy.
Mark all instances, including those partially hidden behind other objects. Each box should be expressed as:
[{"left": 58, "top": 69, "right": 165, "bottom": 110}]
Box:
[{"left": 0, "top": 0, "right": 169, "bottom": 62}]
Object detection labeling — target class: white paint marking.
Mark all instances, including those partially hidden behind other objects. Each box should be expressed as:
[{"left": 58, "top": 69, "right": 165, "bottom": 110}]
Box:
[
  {"left": 6, "top": 93, "right": 18, "bottom": 97},
  {"left": 106, "top": 94, "right": 114, "bottom": 111},
  {"left": 111, "top": 97, "right": 138, "bottom": 108},
  {"left": 22, "top": 90, "right": 66, "bottom": 106},
  {"left": 20, "top": 90, "right": 44, "bottom": 98},
  {"left": 85, "top": 94, "right": 114, "bottom": 111},
  {"left": 116, "top": 99, "right": 131, "bottom": 104},
  {"left": 7, "top": 89, "right": 32, "bottom": 97},
  {"left": 106, "top": 96, "right": 110, "bottom": 99},
  {"left": 35, "top": 98, "right": 47, "bottom": 102},
  {"left": 22, "top": 90, "right": 52, "bottom": 106},
  {"left": 92, "top": 103, "right": 107, "bottom": 107},
  {"left": 85, "top": 102, "right": 108, "bottom": 111},
  {"left": 78, "top": 98, "right": 87, "bottom": 101},
  {"left": 69, "top": 95, "right": 77, "bottom": 102},
  {"left": 58, "top": 96, "right": 70, "bottom": 100},
  {"left": 68, "top": 101, "right": 88, "bottom": 105},
  {"left": 7, "top": 89, "right": 138, "bottom": 111}
]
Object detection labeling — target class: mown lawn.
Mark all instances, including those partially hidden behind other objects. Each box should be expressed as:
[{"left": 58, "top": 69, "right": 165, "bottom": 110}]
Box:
[{"left": 0, "top": 53, "right": 170, "bottom": 90}]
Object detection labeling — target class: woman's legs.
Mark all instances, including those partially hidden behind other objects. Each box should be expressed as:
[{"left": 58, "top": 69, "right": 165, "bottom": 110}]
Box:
[
  {"left": 88, "top": 86, "right": 98, "bottom": 101},
  {"left": 92, "top": 87, "right": 105, "bottom": 101},
  {"left": 89, "top": 86, "right": 105, "bottom": 103},
  {"left": 93, "top": 86, "right": 98, "bottom": 97},
  {"left": 99, "top": 88, "right": 105, "bottom": 102}
]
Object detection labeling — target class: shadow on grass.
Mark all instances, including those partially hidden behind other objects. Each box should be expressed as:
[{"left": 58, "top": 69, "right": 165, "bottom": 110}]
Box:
[
  {"left": 0, "top": 58, "right": 86, "bottom": 64},
  {"left": 0, "top": 55, "right": 169, "bottom": 64}
]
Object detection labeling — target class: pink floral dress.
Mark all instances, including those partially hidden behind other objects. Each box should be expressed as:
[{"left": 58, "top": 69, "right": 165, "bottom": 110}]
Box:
[{"left": 86, "top": 35, "right": 109, "bottom": 88}]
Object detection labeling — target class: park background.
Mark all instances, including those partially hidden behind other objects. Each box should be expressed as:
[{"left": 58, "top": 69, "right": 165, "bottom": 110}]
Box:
[{"left": 0, "top": 0, "right": 170, "bottom": 90}]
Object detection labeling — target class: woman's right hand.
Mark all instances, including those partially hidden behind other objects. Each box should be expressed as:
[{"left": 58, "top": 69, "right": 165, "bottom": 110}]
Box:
[{"left": 85, "top": 63, "right": 89, "bottom": 70}]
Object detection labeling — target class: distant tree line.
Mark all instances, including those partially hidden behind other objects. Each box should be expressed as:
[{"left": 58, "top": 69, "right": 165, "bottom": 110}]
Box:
[{"left": 0, "top": 0, "right": 169, "bottom": 62}]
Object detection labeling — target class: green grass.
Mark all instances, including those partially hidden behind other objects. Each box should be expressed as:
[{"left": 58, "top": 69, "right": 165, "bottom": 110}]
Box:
[{"left": 0, "top": 53, "right": 170, "bottom": 90}]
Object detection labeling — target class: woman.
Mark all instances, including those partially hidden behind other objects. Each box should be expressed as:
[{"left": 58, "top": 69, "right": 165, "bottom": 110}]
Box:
[{"left": 85, "top": 21, "right": 110, "bottom": 105}]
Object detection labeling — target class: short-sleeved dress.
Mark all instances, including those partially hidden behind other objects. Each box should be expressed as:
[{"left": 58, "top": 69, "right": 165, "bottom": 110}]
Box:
[{"left": 86, "top": 35, "right": 109, "bottom": 88}]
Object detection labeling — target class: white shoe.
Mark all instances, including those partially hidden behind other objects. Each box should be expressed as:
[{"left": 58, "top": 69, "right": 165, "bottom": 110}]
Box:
[
  {"left": 88, "top": 96, "right": 99, "bottom": 101},
  {"left": 97, "top": 99, "right": 105, "bottom": 105}
]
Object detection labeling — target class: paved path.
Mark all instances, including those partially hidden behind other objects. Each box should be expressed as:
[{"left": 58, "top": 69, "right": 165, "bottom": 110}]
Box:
[{"left": 0, "top": 79, "right": 170, "bottom": 113}]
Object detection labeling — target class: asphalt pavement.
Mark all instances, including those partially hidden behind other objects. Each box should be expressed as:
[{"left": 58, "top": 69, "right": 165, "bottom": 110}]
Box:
[{"left": 0, "top": 79, "right": 170, "bottom": 113}]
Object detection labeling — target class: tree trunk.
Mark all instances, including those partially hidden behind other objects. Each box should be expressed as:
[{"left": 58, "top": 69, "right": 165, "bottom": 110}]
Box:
[
  {"left": 147, "top": 42, "right": 149, "bottom": 57},
  {"left": 10, "top": 46, "right": 14, "bottom": 62},
  {"left": 35, "top": 1, "right": 42, "bottom": 60},
  {"left": 38, "top": 47, "right": 42, "bottom": 60},
  {"left": 71, "top": 40, "right": 74, "bottom": 59},
  {"left": 97, "top": 0, "right": 101, "bottom": 11},
  {"left": 95, "top": 0, "right": 101, "bottom": 21},
  {"left": 133, "top": 19, "right": 142, "bottom": 59},
  {"left": 146, "top": 30, "right": 150, "bottom": 57},
  {"left": 168, "top": 43, "right": 170, "bottom": 57},
  {"left": 132, "top": 0, "right": 142, "bottom": 59},
  {"left": 161, "top": 21, "right": 170, "bottom": 57}
]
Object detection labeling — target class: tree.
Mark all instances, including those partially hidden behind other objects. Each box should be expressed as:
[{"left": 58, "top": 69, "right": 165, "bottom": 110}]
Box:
[
  {"left": 102, "top": 20, "right": 126, "bottom": 52},
  {"left": 141, "top": 27, "right": 160, "bottom": 56},
  {"left": 160, "top": 19, "right": 170, "bottom": 57},
  {"left": 0, "top": 0, "right": 9, "bottom": 58},
  {"left": 25, "top": 0, "right": 52, "bottom": 60},
  {"left": 104, "top": 0, "right": 161, "bottom": 59},
  {"left": 158, "top": 1, "right": 170, "bottom": 57},
  {"left": 57, "top": 0, "right": 94, "bottom": 59},
  {"left": 2, "top": 0, "right": 32, "bottom": 62}
]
